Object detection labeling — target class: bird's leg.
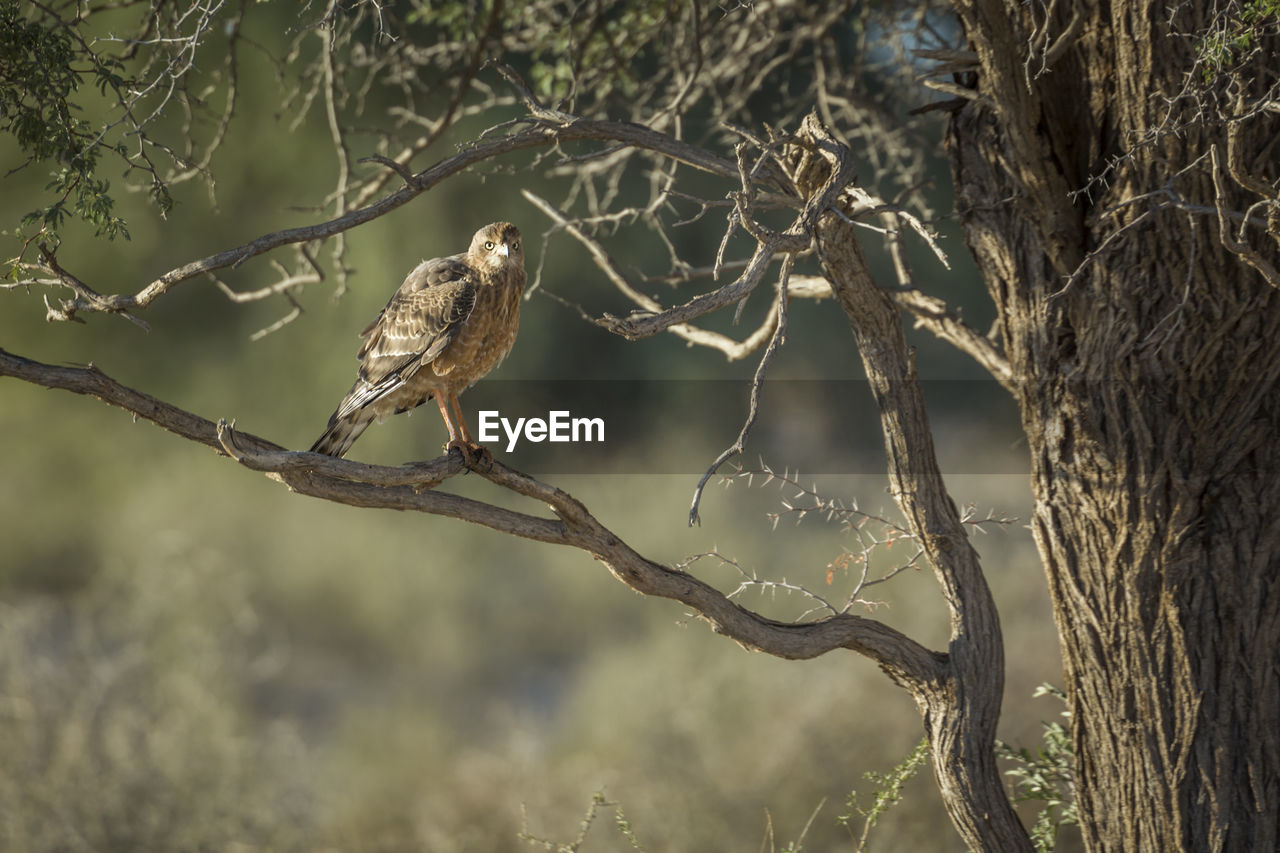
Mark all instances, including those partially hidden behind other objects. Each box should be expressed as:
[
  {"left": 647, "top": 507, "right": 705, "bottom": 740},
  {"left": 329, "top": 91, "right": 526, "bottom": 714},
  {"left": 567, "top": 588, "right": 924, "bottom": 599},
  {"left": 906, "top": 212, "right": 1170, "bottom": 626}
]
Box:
[
  {"left": 449, "top": 394, "right": 492, "bottom": 467},
  {"left": 448, "top": 394, "right": 475, "bottom": 446},
  {"left": 434, "top": 393, "right": 468, "bottom": 457}
]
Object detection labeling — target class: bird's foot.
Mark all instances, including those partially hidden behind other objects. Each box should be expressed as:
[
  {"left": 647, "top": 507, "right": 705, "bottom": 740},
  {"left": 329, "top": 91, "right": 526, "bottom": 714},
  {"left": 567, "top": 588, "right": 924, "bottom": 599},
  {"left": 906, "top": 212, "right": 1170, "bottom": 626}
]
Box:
[
  {"left": 445, "top": 440, "right": 493, "bottom": 471},
  {"left": 468, "top": 445, "right": 495, "bottom": 471}
]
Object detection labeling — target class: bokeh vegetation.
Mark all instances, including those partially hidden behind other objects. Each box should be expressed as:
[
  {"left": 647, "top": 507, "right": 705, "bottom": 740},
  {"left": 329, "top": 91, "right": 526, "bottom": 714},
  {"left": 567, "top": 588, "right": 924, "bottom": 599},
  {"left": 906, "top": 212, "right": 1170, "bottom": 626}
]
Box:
[{"left": 2, "top": 2, "right": 1071, "bottom": 849}]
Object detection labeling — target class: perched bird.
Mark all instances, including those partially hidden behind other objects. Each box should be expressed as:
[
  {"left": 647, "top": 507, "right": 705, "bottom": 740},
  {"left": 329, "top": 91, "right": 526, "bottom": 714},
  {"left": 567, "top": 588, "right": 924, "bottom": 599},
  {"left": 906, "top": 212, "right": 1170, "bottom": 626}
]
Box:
[{"left": 310, "top": 221, "right": 525, "bottom": 460}]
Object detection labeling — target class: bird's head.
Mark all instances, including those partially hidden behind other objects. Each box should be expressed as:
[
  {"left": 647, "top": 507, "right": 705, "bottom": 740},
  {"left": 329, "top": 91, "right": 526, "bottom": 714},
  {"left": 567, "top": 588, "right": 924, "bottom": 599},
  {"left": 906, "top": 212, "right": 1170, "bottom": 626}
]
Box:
[{"left": 470, "top": 222, "right": 524, "bottom": 273}]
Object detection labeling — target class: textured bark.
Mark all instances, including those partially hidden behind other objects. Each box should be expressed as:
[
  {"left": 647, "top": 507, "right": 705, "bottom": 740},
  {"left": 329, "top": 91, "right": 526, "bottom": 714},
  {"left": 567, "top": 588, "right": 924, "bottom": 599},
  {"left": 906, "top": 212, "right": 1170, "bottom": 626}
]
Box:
[{"left": 948, "top": 2, "right": 1280, "bottom": 849}]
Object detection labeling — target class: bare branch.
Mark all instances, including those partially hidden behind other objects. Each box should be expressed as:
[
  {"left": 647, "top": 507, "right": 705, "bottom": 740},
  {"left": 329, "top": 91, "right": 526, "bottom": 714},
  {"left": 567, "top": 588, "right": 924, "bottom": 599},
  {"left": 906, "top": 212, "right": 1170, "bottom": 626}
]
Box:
[
  {"left": 875, "top": 210, "right": 1013, "bottom": 387},
  {"left": 522, "top": 189, "right": 780, "bottom": 359},
  {"left": 594, "top": 236, "right": 782, "bottom": 339},
  {"left": 318, "top": 1, "right": 353, "bottom": 294},
  {"left": 1211, "top": 145, "right": 1280, "bottom": 289},
  {"left": 685, "top": 550, "right": 841, "bottom": 621},
  {"left": 688, "top": 255, "right": 794, "bottom": 526},
  {"left": 15, "top": 110, "right": 757, "bottom": 324},
  {"left": 356, "top": 154, "right": 415, "bottom": 185},
  {"left": 721, "top": 462, "right": 971, "bottom": 614},
  {"left": 800, "top": 116, "right": 1030, "bottom": 851},
  {"left": 0, "top": 346, "right": 945, "bottom": 686},
  {"left": 35, "top": 246, "right": 151, "bottom": 331}
]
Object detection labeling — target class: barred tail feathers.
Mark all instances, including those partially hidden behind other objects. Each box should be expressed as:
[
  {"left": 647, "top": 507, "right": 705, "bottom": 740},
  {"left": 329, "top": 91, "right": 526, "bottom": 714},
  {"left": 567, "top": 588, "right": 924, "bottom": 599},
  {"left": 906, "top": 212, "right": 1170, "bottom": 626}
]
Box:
[{"left": 310, "top": 409, "right": 376, "bottom": 457}]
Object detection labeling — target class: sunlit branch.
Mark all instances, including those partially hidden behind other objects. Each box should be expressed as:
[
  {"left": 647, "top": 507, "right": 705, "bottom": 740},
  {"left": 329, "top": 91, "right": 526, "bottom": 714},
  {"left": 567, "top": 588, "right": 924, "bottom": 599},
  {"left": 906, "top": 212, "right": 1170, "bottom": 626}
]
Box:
[
  {"left": 17, "top": 108, "right": 774, "bottom": 325},
  {"left": 0, "top": 346, "right": 946, "bottom": 686}
]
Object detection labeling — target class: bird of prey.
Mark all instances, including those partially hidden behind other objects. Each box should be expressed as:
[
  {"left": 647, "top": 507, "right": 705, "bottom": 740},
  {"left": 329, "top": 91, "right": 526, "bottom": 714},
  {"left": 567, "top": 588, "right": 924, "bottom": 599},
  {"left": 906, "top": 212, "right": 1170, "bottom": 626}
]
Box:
[{"left": 310, "top": 221, "right": 525, "bottom": 460}]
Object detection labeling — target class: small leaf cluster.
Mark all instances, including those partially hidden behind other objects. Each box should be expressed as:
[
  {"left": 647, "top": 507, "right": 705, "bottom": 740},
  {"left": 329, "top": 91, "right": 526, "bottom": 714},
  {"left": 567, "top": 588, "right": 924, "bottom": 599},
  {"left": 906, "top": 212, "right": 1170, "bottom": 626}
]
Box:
[
  {"left": 837, "top": 737, "right": 931, "bottom": 852},
  {"left": 406, "top": 0, "right": 480, "bottom": 41},
  {"left": 402, "top": 0, "right": 670, "bottom": 105},
  {"left": 1196, "top": 0, "right": 1280, "bottom": 80},
  {"left": 0, "top": 0, "right": 138, "bottom": 249},
  {"left": 997, "top": 684, "right": 1079, "bottom": 852}
]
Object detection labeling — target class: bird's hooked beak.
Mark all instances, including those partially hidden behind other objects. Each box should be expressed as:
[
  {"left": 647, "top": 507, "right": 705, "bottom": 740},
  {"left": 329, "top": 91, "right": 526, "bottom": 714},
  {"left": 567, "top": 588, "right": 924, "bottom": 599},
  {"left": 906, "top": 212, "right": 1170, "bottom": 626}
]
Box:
[{"left": 497, "top": 243, "right": 510, "bottom": 258}]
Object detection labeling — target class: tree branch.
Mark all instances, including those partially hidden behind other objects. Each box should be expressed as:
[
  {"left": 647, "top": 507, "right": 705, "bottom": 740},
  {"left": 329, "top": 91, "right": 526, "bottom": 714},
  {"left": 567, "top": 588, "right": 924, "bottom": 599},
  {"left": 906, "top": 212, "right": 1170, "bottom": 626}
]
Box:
[
  {"left": 0, "top": 346, "right": 944, "bottom": 686},
  {"left": 873, "top": 208, "right": 1014, "bottom": 387},
  {"left": 688, "top": 256, "right": 794, "bottom": 526},
  {"left": 1211, "top": 145, "right": 1280, "bottom": 289},
  {"left": 522, "top": 188, "right": 781, "bottom": 359},
  {"left": 15, "top": 108, "right": 762, "bottom": 323},
  {"left": 797, "top": 116, "right": 1032, "bottom": 852}
]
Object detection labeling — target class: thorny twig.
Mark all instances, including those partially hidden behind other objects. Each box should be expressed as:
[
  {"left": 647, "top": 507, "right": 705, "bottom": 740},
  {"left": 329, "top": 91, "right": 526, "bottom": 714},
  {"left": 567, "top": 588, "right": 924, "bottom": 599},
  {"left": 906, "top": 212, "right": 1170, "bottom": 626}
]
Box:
[
  {"left": 687, "top": 256, "right": 794, "bottom": 526},
  {"left": 715, "top": 461, "right": 1017, "bottom": 613}
]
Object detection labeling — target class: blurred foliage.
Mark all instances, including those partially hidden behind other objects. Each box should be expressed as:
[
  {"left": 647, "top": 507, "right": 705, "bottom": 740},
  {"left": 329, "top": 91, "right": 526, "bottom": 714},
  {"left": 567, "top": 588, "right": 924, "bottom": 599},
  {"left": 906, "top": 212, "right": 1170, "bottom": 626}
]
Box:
[
  {"left": 520, "top": 0, "right": 671, "bottom": 103},
  {"left": 0, "top": 548, "right": 313, "bottom": 850},
  {"left": 0, "top": 0, "right": 1063, "bottom": 850}
]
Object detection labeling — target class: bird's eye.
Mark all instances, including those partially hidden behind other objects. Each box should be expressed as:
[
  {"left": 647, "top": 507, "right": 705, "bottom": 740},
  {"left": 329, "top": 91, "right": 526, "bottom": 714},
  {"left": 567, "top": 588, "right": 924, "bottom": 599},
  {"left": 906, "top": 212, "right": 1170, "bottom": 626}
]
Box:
[
  {"left": 511, "top": 241, "right": 520, "bottom": 250},
  {"left": 484, "top": 240, "right": 495, "bottom": 250}
]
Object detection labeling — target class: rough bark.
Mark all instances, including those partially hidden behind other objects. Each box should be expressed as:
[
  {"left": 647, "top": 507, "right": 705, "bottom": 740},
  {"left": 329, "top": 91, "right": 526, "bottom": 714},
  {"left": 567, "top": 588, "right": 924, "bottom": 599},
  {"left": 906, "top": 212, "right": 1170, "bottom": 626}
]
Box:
[{"left": 948, "top": 2, "right": 1280, "bottom": 849}]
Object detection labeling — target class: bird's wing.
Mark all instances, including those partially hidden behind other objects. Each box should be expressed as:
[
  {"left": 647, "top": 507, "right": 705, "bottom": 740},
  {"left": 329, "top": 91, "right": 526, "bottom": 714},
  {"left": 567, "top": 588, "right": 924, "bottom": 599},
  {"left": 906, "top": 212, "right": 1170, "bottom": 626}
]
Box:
[{"left": 332, "top": 257, "right": 477, "bottom": 419}]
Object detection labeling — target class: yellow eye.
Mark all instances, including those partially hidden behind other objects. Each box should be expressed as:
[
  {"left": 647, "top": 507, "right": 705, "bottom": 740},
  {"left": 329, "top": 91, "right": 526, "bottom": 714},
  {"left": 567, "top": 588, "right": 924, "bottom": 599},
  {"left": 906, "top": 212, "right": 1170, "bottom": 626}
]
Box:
[
  {"left": 484, "top": 240, "right": 495, "bottom": 250},
  {"left": 511, "top": 241, "right": 520, "bottom": 250}
]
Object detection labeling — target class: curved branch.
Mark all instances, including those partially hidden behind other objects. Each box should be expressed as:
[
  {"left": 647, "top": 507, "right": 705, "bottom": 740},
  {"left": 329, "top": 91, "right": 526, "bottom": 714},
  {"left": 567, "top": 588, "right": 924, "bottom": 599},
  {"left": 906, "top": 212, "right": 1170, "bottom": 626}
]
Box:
[
  {"left": 595, "top": 236, "right": 782, "bottom": 339},
  {"left": 1211, "top": 145, "right": 1280, "bottom": 289},
  {"left": 18, "top": 110, "right": 755, "bottom": 322},
  {"left": 871, "top": 208, "right": 1013, "bottom": 387},
  {"left": 0, "top": 346, "right": 944, "bottom": 688},
  {"left": 215, "top": 422, "right": 571, "bottom": 544},
  {"left": 891, "top": 285, "right": 1013, "bottom": 387},
  {"left": 797, "top": 118, "right": 1031, "bottom": 852},
  {"left": 534, "top": 121, "right": 849, "bottom": 343}
]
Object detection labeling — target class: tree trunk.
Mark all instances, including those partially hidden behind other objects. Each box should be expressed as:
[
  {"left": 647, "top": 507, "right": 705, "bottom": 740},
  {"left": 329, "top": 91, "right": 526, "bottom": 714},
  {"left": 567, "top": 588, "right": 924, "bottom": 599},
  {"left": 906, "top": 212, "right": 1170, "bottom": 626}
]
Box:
[{"left": 948, "top": 2, "right": 1280, "bottom": 849}]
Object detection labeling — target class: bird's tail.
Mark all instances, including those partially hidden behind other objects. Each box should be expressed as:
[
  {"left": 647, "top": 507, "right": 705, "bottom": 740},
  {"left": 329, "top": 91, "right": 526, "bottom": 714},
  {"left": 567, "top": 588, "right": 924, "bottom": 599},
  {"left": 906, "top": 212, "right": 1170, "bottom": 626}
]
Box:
[{"left": 310, "top": 409, "right": 376, "bottom": 457}]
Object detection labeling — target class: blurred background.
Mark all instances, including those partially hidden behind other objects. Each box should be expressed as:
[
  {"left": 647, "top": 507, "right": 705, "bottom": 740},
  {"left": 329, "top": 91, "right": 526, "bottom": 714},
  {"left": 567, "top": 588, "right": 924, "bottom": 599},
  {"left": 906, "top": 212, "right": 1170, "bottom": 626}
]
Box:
[{"left": 1, "top": 3, "right": 1070, "bottom": 850}]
